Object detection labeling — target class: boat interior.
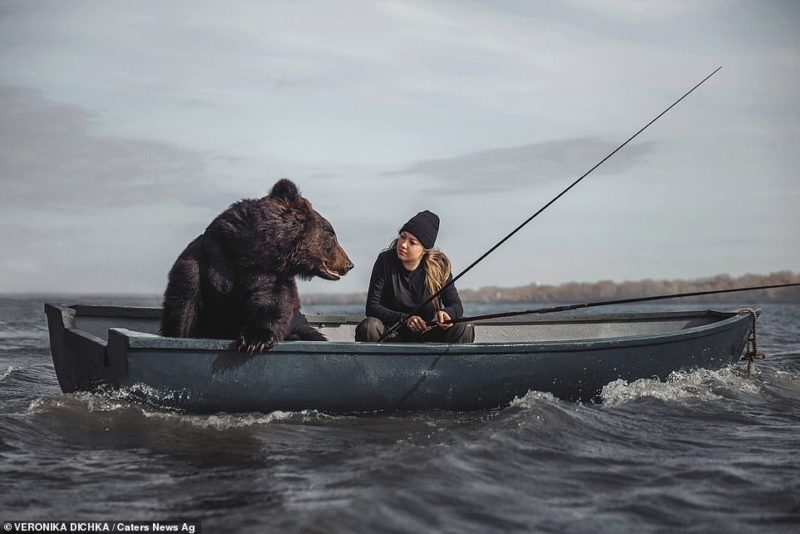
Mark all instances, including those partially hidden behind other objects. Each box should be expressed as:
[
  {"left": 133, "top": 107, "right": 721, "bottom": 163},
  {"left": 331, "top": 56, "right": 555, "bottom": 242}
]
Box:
[{"left": 56, "top": 304, "right": 732, "bottom": 344}]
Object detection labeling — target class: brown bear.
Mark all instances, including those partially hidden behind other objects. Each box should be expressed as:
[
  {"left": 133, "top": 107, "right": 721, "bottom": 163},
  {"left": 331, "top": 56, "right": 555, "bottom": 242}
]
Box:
[{"left": 160, "top": 178, "right": 353, "bottom": 352}]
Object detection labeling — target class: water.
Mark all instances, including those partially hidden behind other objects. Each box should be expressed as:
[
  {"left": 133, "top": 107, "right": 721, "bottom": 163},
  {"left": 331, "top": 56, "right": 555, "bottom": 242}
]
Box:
[{"left": 1, "top": 297, "right": 799, "bottom": 533}]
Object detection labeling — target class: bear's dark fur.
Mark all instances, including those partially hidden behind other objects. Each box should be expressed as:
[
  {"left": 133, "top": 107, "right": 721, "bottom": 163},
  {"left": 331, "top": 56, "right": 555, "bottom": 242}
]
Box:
[{"left": 160, "top": 179, "right": 353, "bottom": 352}]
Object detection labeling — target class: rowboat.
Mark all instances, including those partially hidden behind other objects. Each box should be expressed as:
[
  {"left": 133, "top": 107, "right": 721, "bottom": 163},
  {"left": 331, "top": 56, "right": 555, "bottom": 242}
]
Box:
[{"left": 44, "top": 303, "right": 758, "bottom": 413}]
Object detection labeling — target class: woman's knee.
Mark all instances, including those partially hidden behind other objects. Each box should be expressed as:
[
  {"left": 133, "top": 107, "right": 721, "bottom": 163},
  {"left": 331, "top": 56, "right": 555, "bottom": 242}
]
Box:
[
  {"left": 355, "top": 317, "right": 385, "bottom": 342},
  {"left": 446, "top": 322, "right": 475, "bottom": 344}
]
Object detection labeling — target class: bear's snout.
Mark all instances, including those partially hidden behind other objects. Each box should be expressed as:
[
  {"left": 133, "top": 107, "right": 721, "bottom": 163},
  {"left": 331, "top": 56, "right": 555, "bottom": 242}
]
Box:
[
  {"left": 313, "top": 244, "right": 353, "bottom": 281},
  {"left": 329, "top": 249, "right": 354, "bottom": 276}
]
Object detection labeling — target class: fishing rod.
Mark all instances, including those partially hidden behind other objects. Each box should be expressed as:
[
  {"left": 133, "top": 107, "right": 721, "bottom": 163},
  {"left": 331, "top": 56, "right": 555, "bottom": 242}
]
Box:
[
  {"left": 425, "top": 282, "right": 800, "bottom": 326},
  {"left": 379, "top": 66, "right": 723, "bottom": 341}
]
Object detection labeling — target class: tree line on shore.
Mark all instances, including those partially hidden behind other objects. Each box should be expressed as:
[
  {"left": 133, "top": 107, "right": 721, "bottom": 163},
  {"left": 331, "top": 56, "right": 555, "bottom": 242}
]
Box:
[{"left": 301, "top": 271, "right": 800, "bottom": 305}]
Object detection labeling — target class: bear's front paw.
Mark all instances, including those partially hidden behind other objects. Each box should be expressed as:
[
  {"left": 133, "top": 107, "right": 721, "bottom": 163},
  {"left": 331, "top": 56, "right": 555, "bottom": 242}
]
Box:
[{"left": 237, "top": 328, "right": 278, "bottom": 354}]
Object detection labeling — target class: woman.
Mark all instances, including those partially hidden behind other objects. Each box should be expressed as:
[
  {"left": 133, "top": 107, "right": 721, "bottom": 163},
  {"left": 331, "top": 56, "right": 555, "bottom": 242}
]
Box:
[{"left": 355, "top": 210, "right": 474, "bottom": 343}]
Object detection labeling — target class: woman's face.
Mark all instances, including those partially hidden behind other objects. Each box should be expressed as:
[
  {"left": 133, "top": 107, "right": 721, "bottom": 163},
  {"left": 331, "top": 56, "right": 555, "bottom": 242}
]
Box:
[{"left": 396, "top": 231, "right": 425, "bottom": 264}]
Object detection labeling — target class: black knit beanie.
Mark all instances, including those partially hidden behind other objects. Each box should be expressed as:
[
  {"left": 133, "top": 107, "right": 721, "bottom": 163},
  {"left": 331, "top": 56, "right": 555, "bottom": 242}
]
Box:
[{"left": 400, "top": 210, "right": 440, "bottom": 249}]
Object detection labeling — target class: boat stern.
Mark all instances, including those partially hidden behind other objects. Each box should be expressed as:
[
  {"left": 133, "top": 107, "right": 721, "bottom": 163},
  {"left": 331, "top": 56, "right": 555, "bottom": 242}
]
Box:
[{"left": 44, "top": 303, "right": 121, "bottom": 393}]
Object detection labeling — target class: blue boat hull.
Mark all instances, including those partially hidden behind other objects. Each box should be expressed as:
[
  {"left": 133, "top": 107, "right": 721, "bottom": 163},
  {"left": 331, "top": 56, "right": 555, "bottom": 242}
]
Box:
[{"left": 45, "top": 304, "right": 756, "bottom": 412}]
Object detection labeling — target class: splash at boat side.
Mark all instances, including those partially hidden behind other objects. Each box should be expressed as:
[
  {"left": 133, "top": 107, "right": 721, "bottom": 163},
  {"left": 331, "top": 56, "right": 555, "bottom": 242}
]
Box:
[{"left": 600, "top": 366, "right": 762, "bottom": 405}]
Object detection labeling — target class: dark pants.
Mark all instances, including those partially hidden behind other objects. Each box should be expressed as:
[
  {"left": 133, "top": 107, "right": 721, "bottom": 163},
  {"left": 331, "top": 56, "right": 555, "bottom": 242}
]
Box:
[{"left": 355, "top": 317, "right": 475, "bottom": 343}]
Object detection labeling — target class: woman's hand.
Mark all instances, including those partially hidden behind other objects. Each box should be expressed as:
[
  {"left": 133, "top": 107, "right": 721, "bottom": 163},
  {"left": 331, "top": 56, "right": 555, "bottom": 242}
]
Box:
[
  {"left": 435, "top": 310, "right": 453, "bottom": 330},
  {"left": 406, "top": 315, "right": 430, "bottom": 333}
]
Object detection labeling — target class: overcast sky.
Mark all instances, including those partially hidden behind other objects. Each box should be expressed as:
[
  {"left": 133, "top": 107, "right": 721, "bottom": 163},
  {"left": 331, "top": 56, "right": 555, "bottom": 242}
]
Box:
[{"left": 1, "top": 0, "right": 798, "bottom": 295}]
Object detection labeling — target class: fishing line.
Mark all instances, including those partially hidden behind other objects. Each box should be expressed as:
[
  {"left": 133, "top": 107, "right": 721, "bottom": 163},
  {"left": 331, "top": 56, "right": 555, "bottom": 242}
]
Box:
[
  {"left": 426, "top": 282, "right": 800, "bottom": 326},
  {"left": 379, "top": 67, "right": 723, "bottom": 341}
]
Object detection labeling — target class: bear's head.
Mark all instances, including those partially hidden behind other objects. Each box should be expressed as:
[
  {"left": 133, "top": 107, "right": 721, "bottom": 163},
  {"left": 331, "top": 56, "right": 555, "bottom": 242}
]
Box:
[{"left": 264, "top": 179, "right": 354, "bottom": 281}]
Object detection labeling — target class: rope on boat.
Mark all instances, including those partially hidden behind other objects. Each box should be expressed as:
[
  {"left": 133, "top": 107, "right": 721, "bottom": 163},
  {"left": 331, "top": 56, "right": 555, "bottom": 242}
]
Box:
[{"left": 738, "top": 308, "right": 765, "bottom": 374}]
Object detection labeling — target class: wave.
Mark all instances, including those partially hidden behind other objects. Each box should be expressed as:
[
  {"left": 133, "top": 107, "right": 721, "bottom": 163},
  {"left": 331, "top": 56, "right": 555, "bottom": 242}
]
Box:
[
  {"left": 141, "top": 409, "right": 346, "bottom": 429},
  {"left": 504, "top": 366, "right": 766, "bottom": 410},
  {"left": 27, "top": 388, "right": 350, "bottom": 430},
  {"left": 0, "top": 325, "right": 49, "bottom": 340},
  {"left": 508, "top": 390, "right": 560, "bottom": 409},
  {"left": 600, "top": 367, "right": 761, "bottom": 405},
  {"left": 0, "top": 365, "right": 17, "bottom": 381}
]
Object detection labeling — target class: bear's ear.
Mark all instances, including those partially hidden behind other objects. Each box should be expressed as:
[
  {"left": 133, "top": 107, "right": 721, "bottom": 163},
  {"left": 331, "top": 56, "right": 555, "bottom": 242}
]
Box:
[{"left": 268, "top": 179, "right": 301, "bottom": 204}]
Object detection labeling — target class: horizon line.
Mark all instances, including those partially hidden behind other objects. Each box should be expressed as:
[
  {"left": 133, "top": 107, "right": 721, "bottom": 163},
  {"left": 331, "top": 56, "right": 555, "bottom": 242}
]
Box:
[{"left": 2, "top": 270, "right": 797, "bottom": 299}]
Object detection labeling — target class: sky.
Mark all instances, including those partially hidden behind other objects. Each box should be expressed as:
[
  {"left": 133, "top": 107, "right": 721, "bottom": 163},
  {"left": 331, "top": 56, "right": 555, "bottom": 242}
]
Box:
[{"left": 0, "top": 0, "right": 798, "bottom": 295}]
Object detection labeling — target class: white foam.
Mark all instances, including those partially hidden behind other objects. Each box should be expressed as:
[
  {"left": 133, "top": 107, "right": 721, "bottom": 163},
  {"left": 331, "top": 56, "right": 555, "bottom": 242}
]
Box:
[
  {"left": 109, "top": 383, "right": 183, "bottom": 404},
  {"left": 1, "top": 365, "right": 17, "bottom": 380},
  {"left": 26, "top": 387, "right": 347, "bottom": 429},
  {"left": 601, "top": 367, "right": 761, "bottom": 405},
  {"left": 134, "top": 405, "right": 353, "bottom": 431},
  {"left": 27, "top": 396, "right": 55, "bottom": 413},
  {"left": 26, "top": 392, "right": 119, "bottom": 414},
  {"left": 509, "top": 390, "right": 559, "bottom": 409}
]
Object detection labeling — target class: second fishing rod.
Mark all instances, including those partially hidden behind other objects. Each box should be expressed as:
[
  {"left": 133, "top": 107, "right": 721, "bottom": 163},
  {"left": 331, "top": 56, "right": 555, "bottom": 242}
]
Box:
[{"left": 378, "top": 66, "right": 723, "bottom": 342}]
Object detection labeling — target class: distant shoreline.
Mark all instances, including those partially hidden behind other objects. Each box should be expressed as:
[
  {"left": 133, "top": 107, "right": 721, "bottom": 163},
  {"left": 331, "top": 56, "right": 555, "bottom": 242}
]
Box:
[
  {"left": 3, "top": 271, "right": 798, "bottom": 304},
  {"left": 300, "top": 271, "right": 800, "bottom": 305}
]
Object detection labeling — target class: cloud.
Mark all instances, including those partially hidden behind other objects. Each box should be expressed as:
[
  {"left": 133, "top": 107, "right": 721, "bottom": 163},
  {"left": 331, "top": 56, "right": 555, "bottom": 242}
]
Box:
[
  {"left": 0, "top": 1, "right": 797, "bottom": 293},
  {"left": 562, "top": 0, "right": 721, "bottom": 23},
  {"left": 383, "top": 137, "right": 655, "bottom": 194},
  {"left": 0, "top": 85, "right": 225, "bottom": 212}
]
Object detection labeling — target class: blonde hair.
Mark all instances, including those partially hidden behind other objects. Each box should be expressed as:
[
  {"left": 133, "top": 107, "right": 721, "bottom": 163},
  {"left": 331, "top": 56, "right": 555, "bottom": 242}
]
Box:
[{"left": 388, "top": 238, "right": 452, "bottom": 308}]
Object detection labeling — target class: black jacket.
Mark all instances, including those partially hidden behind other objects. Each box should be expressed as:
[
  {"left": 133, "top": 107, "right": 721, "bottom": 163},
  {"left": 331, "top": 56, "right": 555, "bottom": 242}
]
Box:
[{"left": 365, "top": 249, "right": 464, "bottom": 325}]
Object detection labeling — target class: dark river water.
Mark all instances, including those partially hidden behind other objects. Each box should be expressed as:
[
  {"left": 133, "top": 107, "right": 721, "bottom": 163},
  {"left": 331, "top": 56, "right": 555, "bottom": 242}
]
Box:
[{"left": 1, "top": 296, "right": 798, "bottom": 533}]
